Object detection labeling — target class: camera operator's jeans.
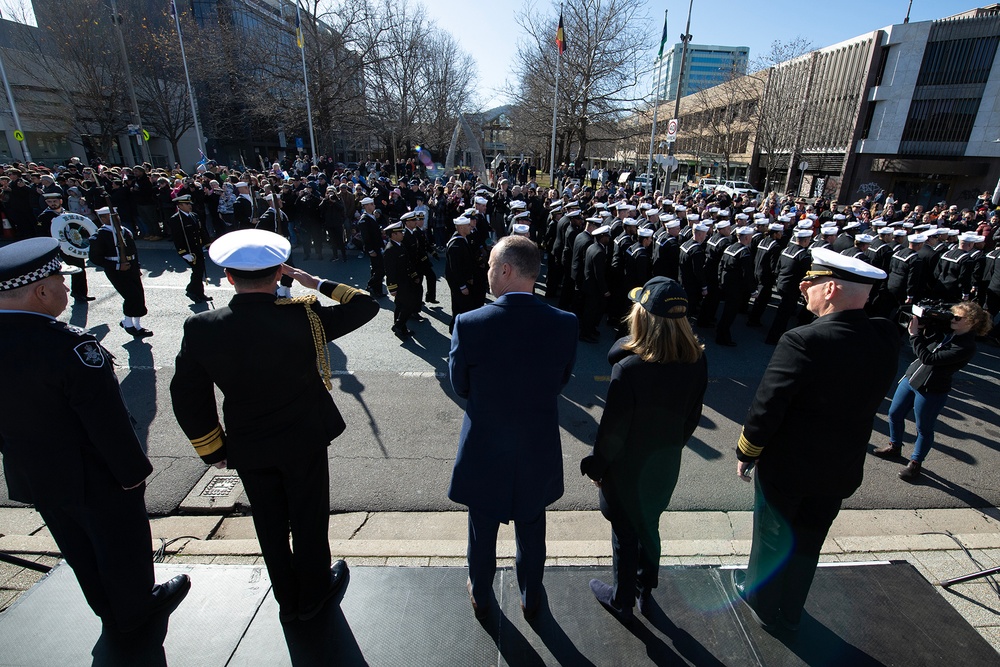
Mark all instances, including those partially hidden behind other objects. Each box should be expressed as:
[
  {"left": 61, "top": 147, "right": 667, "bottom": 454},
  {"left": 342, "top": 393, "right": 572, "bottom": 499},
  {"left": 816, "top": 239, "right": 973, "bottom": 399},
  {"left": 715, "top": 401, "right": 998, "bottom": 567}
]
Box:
[{"left": 887, "top": 377, "right": 949, "bottom": 463}]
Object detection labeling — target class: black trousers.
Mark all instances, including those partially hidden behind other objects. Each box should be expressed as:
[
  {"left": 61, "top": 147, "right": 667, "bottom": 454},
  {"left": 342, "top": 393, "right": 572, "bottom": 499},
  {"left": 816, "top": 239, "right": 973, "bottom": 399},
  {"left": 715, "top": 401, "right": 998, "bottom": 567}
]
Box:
[
  {"left": 599, "top": 489, "right": 658, "bottom": 610},
  {"left": 716, "top": 291, "right": 746, "bottom": 344},
  {"left": 419, "top": 260, "right": 437, "bottom": 302},
  {"left": 765, "top": 290, "right": 800, "bottom": 344},
  {"left": 557, "top": 275, "right": 576, "bottom": 312},
  {"left": 698, "top": 282, "right": 721, "bottom": 325},
  {"left": 238, "top": 448, "right": 332, "bottom": 614},
  {"left": 327, "top": 225, "right": 347, "bottom": 261},
  {"left": 185, "top": 247, "right": 206, "bottom": 297},
  {"left": 467, "top": 507, "right": 546, "bottom": 611},
  {"left": 748, "top": 281, "right": 774, "bottom": 324},
  {"left": 449, "top": 289, "right": 477, "bottom": 333},
  {"left": 302, "top": 220, "right": 325, "bottom": 259},
  {"left": 106, "top": 266, "right": 148, "bottom": 317},
  {"left": 393, "top": 280, "right": 422, "bottom": 330},
  {"left": 62, "top": 252, "right": 88, "bottom": 298},
  {"left": 545, "top": 257, "right": 563, "bottom": 298},
  {"left": 581, "top": 291, "right": 607, "bottom": 337},
  {"left": 367, "top": 253, "right": 385, "bottom": 295},
  {"left": 38, "top": 478, "right": 154, "bottom": 632},
  {"left": 745, "top": 474, "right": 842, "bottom": 625}
]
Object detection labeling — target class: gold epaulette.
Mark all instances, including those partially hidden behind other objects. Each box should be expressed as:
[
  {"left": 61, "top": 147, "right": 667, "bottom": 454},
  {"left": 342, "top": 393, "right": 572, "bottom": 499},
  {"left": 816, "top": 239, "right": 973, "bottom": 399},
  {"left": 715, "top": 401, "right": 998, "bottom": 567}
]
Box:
[
  {"left": 275, "top": 295, "right": 333, "bottom": 390},
  {"left": 737, "top": 428, "right": 764, "bottom": 459},
  {"left": 191, "top": 424, "right": 225, "bottom": 457}
]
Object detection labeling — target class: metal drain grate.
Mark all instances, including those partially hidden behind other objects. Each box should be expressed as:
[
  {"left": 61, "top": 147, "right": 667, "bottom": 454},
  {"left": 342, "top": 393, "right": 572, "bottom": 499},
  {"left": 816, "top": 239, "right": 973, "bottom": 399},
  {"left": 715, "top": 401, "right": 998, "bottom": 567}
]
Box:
[{"left": 201, "top": 475, "right": 241, "bottom": 497}]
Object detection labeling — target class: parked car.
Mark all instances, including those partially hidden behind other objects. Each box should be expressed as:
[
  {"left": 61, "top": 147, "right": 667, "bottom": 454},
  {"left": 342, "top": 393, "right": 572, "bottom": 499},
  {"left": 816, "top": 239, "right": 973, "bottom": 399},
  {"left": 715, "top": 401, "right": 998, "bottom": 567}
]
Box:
[
  {"left": 635, "top": 173, "right": 654, "bottom": 189},
  {"left": 717, "top": 180, "right": 759, "bottom": 198},
  {"left": 698, "top": 178, "right": 720, "bottom": 192}
]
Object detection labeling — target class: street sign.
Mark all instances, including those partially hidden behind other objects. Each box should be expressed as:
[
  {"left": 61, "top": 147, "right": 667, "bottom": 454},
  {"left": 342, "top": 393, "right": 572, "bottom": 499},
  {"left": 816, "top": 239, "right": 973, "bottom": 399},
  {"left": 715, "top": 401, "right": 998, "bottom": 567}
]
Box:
[
  {"left": 295, "top": 137, "right": 304, "bottom": 150},
  {"left": 799, "top": 160, "right": 810, "bottom": 171},
  {"left": 664, "top": 155, "right": 679, "bottom": 173},
  {"left": 666, "top": 118, "right": 679, "bottom": 142},
  {"left": 142, "top": 129, "right": 150, "bottom": 142},
  {"left": 13, "top": 130, "right": 24, "bottom": 142}
]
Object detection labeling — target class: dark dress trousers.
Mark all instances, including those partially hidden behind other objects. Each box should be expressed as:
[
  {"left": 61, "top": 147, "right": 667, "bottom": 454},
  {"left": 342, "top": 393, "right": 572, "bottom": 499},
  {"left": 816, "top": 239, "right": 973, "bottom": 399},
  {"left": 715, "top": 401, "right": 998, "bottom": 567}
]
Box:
[
  {"left": 170, "top": 281, "right": 378, "bottom": 614},
  {"left": 737, "top": 309, "right": 899, "bottom": 625},
  {"left": 167, "top": 209, "right": 207, "bottom": 297},
  {"left": 448, "top": 293, "right": 578, "bottom": 610},
  {"left": 0, "top": 313, "right": 154, "bottom": 632},
  {"left": 582, "top": 339, "right": 707, "bottom": 610},
  {"left": 88, "top": 223, "right": 147, "bottom": 317}
]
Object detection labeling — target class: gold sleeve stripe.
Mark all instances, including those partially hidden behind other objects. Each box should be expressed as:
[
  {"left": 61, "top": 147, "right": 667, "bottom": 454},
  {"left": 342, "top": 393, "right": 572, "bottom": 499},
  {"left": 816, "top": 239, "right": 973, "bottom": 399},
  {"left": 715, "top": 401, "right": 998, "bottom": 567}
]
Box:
[
  {"left": 191, "top": 425, "right": 224, "bottom": 455},
  {"left": 738, "top": 430, "right": 764, "bottom": 458},
  {"left": 276, "top": 295, "right": 333, "bottom": 390},
  {"left": 329, "top": 283, "right": 362, "bottom": 304}
]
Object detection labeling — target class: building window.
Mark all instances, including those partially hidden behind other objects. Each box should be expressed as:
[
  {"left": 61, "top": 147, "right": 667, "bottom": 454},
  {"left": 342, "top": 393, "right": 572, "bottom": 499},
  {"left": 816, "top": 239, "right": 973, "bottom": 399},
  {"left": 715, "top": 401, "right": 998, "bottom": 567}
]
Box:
[
  {"left": 901, "top": 98, "right": 978, "bottom": 143},
  {"left": 860, "top": 102, "right": 878, "bottom": 140},
  {"left": 917, "top": 36, "right": 999, "bottom": 86}
]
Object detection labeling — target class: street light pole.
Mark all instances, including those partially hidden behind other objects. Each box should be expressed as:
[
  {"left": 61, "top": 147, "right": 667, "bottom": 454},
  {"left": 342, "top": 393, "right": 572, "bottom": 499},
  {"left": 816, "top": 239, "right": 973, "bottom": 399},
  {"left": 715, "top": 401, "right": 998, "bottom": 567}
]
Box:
[{"left": 109, "top": 0, "right": 151, "bottom": 165}]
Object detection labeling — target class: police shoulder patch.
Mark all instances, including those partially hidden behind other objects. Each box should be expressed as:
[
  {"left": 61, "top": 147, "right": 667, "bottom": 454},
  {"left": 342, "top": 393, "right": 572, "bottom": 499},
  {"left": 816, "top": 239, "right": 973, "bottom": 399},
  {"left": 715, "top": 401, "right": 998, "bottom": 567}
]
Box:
[{"left": 73, "top": 341, "right": 106, "bottom": 368}]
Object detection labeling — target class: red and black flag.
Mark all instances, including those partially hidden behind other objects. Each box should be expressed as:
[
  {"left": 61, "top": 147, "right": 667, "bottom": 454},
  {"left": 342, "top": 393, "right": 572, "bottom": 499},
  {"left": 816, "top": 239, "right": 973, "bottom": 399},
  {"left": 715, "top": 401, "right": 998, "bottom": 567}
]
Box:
[{"left": 555, "top": 14, "right": 566, "bottom": 55}]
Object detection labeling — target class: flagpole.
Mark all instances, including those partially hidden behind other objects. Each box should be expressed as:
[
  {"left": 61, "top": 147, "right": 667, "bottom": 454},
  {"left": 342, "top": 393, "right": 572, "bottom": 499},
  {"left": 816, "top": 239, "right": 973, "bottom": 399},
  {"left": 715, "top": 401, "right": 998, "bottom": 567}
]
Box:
[
  {"left": 0, "top": 41, "right": 30, "bottom": 162},
  {"left": 171, "top": 1, "right": 205, "bottom": 165},
  {"left": 549, "top": 6, "right": 563, "bottom": 189},
  {"left": 296, "top": 1, "right": 318, "bottom": 166},
  {"left": 647, "top": 10, "right": 667, "bottom": 188}
]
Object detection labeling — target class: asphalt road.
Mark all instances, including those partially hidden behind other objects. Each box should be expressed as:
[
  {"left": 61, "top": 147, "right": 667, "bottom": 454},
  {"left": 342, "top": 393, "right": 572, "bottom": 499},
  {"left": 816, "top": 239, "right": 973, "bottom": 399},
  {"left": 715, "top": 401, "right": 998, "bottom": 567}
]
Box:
[{"left": 3, "top": 241, "right": 999, "bottom": 515}]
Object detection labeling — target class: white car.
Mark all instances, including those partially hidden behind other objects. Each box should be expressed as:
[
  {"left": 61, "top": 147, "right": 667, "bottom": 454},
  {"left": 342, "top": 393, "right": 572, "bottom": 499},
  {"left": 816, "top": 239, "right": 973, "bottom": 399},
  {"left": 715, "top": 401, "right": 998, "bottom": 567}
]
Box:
[
  {"left": 635, "top": 173, "right": 654, "bottom": 189},
  {"left": 717, "top": 180, "right": 759, "bottom": 198},
  {"left": 698, "top": 178, "right": 720, "bottom": 192}
]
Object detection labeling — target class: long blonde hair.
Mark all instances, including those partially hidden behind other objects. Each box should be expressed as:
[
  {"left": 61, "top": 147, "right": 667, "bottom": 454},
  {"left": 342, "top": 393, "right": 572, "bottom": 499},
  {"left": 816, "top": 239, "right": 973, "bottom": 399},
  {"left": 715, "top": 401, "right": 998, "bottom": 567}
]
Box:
[{"left": 623, "top": 303, "right": 704, "bottom": 363}]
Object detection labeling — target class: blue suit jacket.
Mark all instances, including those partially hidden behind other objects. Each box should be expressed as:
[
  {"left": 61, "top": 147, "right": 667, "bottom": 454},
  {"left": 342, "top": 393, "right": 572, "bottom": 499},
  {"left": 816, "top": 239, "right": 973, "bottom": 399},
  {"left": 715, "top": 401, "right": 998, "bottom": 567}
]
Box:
[{"left": 448, "top": 293, "right": 578, "bottom": 522}]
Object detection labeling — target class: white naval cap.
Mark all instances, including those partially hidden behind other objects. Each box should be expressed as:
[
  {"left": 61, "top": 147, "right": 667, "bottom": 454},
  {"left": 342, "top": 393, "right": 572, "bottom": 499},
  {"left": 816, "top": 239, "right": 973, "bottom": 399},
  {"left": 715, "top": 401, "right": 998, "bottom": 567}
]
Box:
[
  {"left": 637, "top": 228, "right": 654, "bottom": 238},
  {"left": 735, "top": 213, "right": 749, "bottom": 221},
  {"left": 856, "top": 234, "right": 874, "bottom": 243},
  {"left": 794, "top": 229, "right": 813, "bottom": 239},
  {"left": 512, "top": 223, "right": 531, "bottom": 235},
  {"left": 796, "top": 220, "right": 813, "bottom": 230},
  {"left": 892, "top": 229, "right": 907, "bottom": 237},
  {"left": 686, "top": 214, "right": 700, "bottom": 221},
  {"left": 960, "top": 233, "right": 985, "bottom": 243},
  {"left": 592, "top": 225, "right": 612, "bottom": 236},
  {"left": 95, "top": 206, "right": 117, "bottom": 216},
  {"left": 585, "top": 216, "right": 602, "bottom": 225},
  {"left": 820, "top": 226, "right": 839, "bottom": 236},
  {"left": 454, "top": 216, "right": 471, "bottom": 226},
  {"left": 623, "top": 217, "right": 638, "bottom": 226},
  {"left": 833, "top": 214, "right": 847, "bottom": 221},
  {"left": 908, "top": 234, "right": 927, "bottom": 243},
  {"left": 513, "top": 210, "right": 531, "bottom": 220},
  {"left": 768, "top": 223, "right": 784, "bottom": 232},
  {"left": 715, "top": 220, "right": 732, "bottom": 229},
  {"left": 736, "top": 225, "right": 755, "bottom": 236},
  {"left": 359, "top": 197, "right": 375, "bottom": 205},
  {"left": 510, "top": 199, "right": 527, "bottom": 209},
  {"left": 474, "top": 196, "right": 489, "bottom": 205},
  {"left": 235, "top": 181, "right": 249, "bottom": 188},
  {"left": 743, "top": 206, "right": 756, "bottom": 214},
  {"left": 664, "top": 220, "right": 681, "bottom": 229},
  {"left": 383, "top": 221, "right": 404, "bottom": 232},
  {"left": 806, "top": 247, "right": 886, "bottom": 284},
  {"left": 400, "top": 211, "right": 417, "bottom": 221},
  {"left": 843, "top": 221, "right": 861, "bottom": 231},
  {"left": 209, "top": 229, "right": 290, "bottom": 271}
]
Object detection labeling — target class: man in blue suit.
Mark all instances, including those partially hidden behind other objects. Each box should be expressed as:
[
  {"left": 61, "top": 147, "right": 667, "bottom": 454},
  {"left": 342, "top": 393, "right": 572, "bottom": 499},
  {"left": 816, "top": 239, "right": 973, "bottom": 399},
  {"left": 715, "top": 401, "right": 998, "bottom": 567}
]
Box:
[{"left": 448, "top": 235, "right": 578, "bottom": 621}]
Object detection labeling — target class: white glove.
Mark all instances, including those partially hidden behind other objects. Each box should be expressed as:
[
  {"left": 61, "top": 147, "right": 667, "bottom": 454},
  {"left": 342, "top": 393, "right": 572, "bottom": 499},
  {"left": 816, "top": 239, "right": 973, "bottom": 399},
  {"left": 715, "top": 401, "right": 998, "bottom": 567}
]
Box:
[{"left": 182, "top": 253, "right": 194, "bottom": 263}]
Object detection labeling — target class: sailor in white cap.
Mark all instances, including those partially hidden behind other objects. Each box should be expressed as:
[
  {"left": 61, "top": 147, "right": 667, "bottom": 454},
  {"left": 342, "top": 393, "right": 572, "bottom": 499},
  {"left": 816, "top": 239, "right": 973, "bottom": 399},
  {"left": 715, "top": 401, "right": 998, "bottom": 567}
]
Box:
[
  {"left": 715, "top": 225, "right": 756, "bottom": 346},
  {"left": 652, "top": 215, "right": 682, "bottom": 281},
  {"left": 932, "top": 232, "right": 981, "bottom": 301},
  {"left": 445, "top": 216, "right": 477, "bottom": 332},
  {"left": 747, "top": 223, "right": 786, "bottom": 327},
  {"left": 383, "top": 221, "right": 422, "bottom": 339},
  {"left": 812, "top": 225, "right": 838, "bottom": 250},
  {"left": 884, "top": 233, "right": 928, "bottom": 309},
  {"left": 88, "top": 205, "right": 150, "bottom": 336},
  {"left": 734, "top": 246, "right": 899, "bottom": 630},
  {"left": 173, "top": 229, "right": 378, "bottom": 623},
  {"left": 167, "top": 194, "right": 211, "bottom": 302},
  {"left": 679, "top": 222, "right": 710, "bottom": 320},
  {"left": 0, "top": 237, "right": 194, "bottom": 632},
  {"left": 578, "top": 223, "right": 613, "bottom": 342},
  {"left": 831, "top": 221, "right": 861, "bottom": 252},
  {"left": 233, "top": 181, "right": 255, "bottom": 229},
  {"left": 356, "top": 196, "right": 386, "bottom": 296},
  {"left": 765, "top": 228, "right": 815, "bottom": 344},
  {"left": 699, "top": 219, "right": 734, "bottom": 327}
]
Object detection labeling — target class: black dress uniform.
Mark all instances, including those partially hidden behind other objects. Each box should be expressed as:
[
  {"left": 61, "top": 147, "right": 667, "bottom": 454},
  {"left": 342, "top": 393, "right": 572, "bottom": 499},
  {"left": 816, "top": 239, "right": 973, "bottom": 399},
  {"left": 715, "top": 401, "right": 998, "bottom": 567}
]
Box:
[
  {"left": 608, "top": 229, "right": 637, "bottom": 323},
  {"left": 171, "top": 277, "right": 378, "bottom": 618},
  {"left": 886, "top": 246, "right": 926, "bottom": 307},
  {"left": 88, "top": 220, "right": 147, "bottom": 319},
  {"left": 404, "top": 223, "right": 437, "bottom": 303},
  {"left": 384, "top": 236, "right": 422, "bottom": 336},
  {"left": 679, "top": 238, "right": 707, "bottom": 317},
  {"left": 167, "top": 208, "right": 209, "bottom": 300},
  {"left": 569, "top": 229, "right": 595, "bottom": 315},
  {"left": 581, "top": 239, "right": 609, "bottom": 340},
  {"left": 558, "top": 218, "right": 584, "bottom": 311},
  {"left": 358, "top": 211, "right": 386, "bottom": 296},
  {"left": 651, "top": 229, "right": 680, "bottom": 280},
  {"left": 445, "top": 230, "right": 477, "bottom": 332},
  {"left": 765, "top": 244, "right": 812, "bottom": 345},
  {"left": 747, "top": 235, "right": 783, "bottom": 326},
  {"left": 919, "top": 241, "right": 947, "bottom": 295},
  {"left": 624, "top": 240, "right": 652, "bottom": 292},
  {"left": 233, "top": 193, "right": 254, "bottom": 229},
  {"left": 933, "top": 247, "right": 974, "bottom": 301},
  {"left": 716, "top": 242, "right": 753, "bottom": 345},
  {"left": 0, "top": 238, "right": 187, "bottom": 633},
  {"left": 737, "top": 306, "right": 899, "bottom": 628},
  {"left": 699, "top": 230, "right": 733, "bottom": 326},
  {"left": 546, "top": 213, "right": 573, "bottom": 298}
]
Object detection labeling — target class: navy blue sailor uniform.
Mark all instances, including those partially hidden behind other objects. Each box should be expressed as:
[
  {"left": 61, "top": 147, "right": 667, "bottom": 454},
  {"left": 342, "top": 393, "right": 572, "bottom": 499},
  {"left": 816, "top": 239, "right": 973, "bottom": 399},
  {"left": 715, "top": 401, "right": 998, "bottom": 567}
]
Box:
[
  {"left": 88, "top": 219, "right": 147, "bottom": 318},
  {"left": 384, "top": 233, "right": 423, "bottom": 335},
  {"left": 167, "top": 208, "right": 208, "bottom": 299}
]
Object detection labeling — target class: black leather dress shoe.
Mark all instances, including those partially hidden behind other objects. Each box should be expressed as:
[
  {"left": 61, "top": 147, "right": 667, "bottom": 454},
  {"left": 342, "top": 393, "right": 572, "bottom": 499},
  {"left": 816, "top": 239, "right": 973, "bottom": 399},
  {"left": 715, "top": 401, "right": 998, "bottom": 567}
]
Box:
[
  {"left": 590, "top": 579, "right": 633, "bottom": 623},
  {"left": 299, "top": 560, "right": 349, "bottom": 621},
  {"left": 147, "top": 574, "right": 191, "bottom": 618},
  {"left": 134, "top": 328, "right": 154, "bottom": 338},
  {"left": 74, "top": 295, "right": 96, "bottom": 302},
  {"left": 731, "top": 569, "right": 773, "bottom": 629},
  {"left": 467, "top": 579, "right": 487, "bottom": 620}
]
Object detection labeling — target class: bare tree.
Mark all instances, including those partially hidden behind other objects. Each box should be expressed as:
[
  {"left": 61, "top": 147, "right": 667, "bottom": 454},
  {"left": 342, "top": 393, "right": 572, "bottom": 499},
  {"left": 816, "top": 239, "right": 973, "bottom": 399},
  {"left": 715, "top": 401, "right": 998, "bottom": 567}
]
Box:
[{"left": 508, "top": 0, "right": 655, "bottom": 168}]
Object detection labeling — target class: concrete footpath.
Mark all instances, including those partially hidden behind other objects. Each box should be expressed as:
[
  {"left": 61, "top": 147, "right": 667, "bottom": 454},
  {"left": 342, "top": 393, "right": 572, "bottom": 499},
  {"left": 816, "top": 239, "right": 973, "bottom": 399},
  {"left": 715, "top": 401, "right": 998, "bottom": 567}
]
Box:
[{"left": 3, "top": 508, "right": 1000, "bottom": 655}]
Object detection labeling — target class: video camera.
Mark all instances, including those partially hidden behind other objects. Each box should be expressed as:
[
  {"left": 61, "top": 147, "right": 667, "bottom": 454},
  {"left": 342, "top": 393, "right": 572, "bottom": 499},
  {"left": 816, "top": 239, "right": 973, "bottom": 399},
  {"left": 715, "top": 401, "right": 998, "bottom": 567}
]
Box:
[{"left": 899, "top": 300, "right": 957, "bottom": 334}]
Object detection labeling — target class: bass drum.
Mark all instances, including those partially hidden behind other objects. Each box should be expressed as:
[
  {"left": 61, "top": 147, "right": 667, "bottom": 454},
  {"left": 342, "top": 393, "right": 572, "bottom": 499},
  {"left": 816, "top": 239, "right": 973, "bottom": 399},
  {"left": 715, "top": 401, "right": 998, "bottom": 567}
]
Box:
[{"left": 51, "top": 213, "right": 98, "bottom": 259}]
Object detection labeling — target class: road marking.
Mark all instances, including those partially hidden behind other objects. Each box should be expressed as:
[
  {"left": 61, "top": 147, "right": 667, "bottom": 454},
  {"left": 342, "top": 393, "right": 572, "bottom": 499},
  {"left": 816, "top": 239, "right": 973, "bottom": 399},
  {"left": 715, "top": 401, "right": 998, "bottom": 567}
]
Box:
[{"left": 594, "top": 375, "right": 611, "bottom": 382}]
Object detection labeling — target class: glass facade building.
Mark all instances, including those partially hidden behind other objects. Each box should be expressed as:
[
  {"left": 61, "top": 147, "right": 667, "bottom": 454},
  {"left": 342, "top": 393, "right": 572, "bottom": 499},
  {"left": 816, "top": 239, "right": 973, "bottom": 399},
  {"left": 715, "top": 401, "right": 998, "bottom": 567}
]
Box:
[{"left": 658, "top": 44, "right": 749, "bottom": 101}]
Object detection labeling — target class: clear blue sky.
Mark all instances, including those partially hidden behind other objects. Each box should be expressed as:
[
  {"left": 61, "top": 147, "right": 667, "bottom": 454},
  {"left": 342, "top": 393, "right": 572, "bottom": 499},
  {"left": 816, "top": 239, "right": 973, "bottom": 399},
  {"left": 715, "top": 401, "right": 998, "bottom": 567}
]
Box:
[{"left": 423, "top": 0, "right": 984, "bottom": 108}]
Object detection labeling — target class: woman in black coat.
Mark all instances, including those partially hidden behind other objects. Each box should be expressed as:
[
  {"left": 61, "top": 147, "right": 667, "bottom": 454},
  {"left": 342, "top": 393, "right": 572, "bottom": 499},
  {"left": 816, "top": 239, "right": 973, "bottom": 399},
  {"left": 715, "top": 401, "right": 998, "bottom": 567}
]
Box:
[
  {"left": 875, "top": 300, "right": 993, "bottom": 481},
  {"left": 582, "top": 277, "right": 708, "bottom": 621}
]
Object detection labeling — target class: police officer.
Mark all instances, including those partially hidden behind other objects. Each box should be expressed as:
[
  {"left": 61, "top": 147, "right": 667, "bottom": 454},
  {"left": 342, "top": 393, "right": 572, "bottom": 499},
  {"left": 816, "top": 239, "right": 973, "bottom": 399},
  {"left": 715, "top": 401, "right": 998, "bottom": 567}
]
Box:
[
  {"left": 765, "top": 229, "right": 813, "bottom": 345},
  {"left": 89, "top": 206, "right": 151, "bottom": 337},
  {"left": 716, "top": 225, "right": 755, "bottom": 346},
  {"left": 167, "top": 194, "right": 211, "bottom": 302},
  {"left": 357, "top": 197, "right": 386, "bottom": 297},
  {"left": 0, "top": 237, "right": 190, "bottom": 632},
  {"left": 747, "top": 223, "right": 785, "bottom": 327}
]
